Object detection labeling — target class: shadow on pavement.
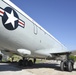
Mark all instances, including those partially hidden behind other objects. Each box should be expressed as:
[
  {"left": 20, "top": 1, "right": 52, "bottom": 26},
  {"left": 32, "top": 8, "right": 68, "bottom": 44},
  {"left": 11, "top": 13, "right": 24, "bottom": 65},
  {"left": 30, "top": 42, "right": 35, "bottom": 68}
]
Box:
[
  {"left": 18, "top": 62, "right": 76, "bottom": 72},
  {"left": 18, "top": 63, "right": 61, "bottom": 71},
  {"left": 0, "top": 62, "right": 22, "bottom": 72},
  {"left": 0, "top": 62, "right": 76, "bottom": 72}
]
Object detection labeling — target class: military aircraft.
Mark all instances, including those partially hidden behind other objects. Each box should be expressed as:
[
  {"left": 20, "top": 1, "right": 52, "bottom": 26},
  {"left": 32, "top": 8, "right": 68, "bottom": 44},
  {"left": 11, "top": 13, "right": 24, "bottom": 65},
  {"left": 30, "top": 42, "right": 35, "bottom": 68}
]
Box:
[{"left": 0, "top": 0, "right": 75, "bottom": 72}]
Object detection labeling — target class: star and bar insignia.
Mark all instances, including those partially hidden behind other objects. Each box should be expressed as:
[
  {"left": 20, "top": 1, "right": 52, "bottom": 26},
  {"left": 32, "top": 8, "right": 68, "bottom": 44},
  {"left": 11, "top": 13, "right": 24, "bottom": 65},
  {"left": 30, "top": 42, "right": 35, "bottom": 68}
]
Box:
[{"left": 0, "top": 7, "right": 25, "bottom": 30}]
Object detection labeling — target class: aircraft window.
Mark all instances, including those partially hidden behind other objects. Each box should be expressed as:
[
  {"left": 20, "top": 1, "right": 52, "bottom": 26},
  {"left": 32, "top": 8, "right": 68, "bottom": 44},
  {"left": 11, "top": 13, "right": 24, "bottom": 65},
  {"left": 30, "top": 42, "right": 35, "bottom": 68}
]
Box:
[{"left": 34, "top": 25, "right": 38, "bottom": 35}]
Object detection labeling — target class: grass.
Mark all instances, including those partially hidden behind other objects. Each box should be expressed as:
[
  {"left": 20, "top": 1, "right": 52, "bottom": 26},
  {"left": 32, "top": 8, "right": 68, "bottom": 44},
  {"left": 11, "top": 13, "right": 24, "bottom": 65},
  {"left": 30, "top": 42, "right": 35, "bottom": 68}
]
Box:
[{"left": 69, "top": 55, "right": 76, "bottom": 61}]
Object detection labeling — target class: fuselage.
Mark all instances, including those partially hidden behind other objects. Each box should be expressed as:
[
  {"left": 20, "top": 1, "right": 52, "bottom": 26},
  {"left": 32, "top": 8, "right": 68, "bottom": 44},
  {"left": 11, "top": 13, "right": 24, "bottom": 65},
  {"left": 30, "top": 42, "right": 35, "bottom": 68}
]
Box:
[{"left": 0, "top": 0, "right": 68, "bottom": 58}]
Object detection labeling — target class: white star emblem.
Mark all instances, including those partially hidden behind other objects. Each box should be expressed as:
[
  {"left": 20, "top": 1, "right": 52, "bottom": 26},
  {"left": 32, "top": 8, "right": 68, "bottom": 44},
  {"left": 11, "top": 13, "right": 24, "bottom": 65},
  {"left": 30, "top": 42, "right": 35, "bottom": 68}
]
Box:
[{"left": 5, "top": 10, "right": 18, "bottom": 28}]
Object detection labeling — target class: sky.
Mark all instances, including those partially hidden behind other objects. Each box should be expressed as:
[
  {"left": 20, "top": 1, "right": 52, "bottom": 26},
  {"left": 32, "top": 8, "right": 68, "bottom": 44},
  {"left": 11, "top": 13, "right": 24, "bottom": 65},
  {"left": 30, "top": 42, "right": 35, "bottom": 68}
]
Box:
[{"left": 10, "top": 0, "right": 76, "bottom": 50}]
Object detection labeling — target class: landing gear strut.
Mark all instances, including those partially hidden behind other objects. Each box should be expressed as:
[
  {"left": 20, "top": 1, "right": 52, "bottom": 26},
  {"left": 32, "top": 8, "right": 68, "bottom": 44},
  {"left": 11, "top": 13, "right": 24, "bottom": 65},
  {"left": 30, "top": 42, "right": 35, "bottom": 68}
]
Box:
[
  {"left": 34, "top": 58, "right": 36, "bottom": 64},
  {"left": 0, "top": 55, "right": 2, "bottom": 61},
  {"left": 60, "top": 53, "right": 74, "bottom": 72}
]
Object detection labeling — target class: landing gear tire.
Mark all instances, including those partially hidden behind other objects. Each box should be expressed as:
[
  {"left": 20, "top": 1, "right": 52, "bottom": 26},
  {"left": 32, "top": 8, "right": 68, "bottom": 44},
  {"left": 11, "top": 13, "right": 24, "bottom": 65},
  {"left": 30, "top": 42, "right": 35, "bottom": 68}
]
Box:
[
  {"left": 67, "top": 61, "right": 73, "bottom": 72},
  {"left": 28, "top": 60, "right": 33, "bottom": 66},
  {"left": 60, "top": 60, "right": 74, "bottom": 72},
  {"left": 60, "top": 61, "right": 65, "bottom": 71},
  {"left": 22, "top": 60, "right": 28, "bottom": 66},
  {"left": 18, "top": 59, "right": 33, "bottom": 67},
  {"left": 18, "top": 59, "right": 23, "bottom": 66}
]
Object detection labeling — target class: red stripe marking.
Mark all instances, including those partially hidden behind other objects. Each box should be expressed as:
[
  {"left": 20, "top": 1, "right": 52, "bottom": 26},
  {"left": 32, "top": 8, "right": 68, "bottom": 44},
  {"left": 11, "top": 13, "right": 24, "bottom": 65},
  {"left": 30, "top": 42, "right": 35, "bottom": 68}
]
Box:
[
  {"left": 0, "top": 10, "right": 4, "bottom": 14},
  {"left": 19, "top": 21, "right": 25, "bottom": 26}
]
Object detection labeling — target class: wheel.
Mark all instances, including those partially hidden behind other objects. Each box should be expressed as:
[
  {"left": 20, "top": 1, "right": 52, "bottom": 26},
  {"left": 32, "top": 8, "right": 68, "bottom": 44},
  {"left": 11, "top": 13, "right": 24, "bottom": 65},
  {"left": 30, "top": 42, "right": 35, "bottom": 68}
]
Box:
[
  {"left": 22, "top": 60, "right": 28, "bottom": 66},
  {"left": 60, "top": 61, "right": 65, "bottom": 71},
  {"left": 28, "top": 60, "right": 33, "bottom": 66},
  {"left": 67, "top": 61, "right": 73, "bottom": 72},
  {"left": 18, "top": 59, "right": 23, "bottom": 66}
]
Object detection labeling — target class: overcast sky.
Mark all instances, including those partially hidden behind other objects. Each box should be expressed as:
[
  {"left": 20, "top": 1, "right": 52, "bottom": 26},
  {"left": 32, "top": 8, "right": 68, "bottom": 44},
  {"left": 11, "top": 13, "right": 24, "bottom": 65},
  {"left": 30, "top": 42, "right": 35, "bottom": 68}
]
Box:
[{"left": 11, "top": 0, "right": 76, "bottom": 50}]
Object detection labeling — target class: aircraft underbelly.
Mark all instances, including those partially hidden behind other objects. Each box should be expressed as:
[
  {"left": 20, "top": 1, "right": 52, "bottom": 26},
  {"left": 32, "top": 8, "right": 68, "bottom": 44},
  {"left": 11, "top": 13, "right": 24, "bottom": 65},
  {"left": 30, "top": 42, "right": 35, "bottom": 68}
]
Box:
[{"left": 0, "top": 0, "right": 68, "bottom": 58}]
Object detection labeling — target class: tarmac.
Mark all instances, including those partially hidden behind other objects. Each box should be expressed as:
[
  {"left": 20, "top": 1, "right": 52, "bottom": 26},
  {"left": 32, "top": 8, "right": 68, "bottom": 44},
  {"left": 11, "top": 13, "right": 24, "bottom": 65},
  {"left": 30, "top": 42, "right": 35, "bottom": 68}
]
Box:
[{"left": 0, "top": 60, "right": 76, "bottom": 75}]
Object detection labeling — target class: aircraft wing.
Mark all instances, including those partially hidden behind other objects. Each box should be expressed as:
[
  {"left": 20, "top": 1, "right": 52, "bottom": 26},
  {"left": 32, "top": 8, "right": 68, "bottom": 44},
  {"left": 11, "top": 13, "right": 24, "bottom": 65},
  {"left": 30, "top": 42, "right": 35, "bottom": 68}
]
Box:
[
  {"left": 34, "top": 49, "right": 76, "bottom": 59},
  {"left": 35, "top": 48, "right": 70, "bottom": 55}
]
